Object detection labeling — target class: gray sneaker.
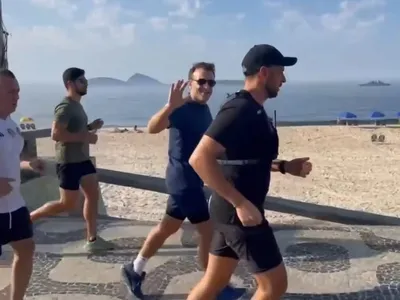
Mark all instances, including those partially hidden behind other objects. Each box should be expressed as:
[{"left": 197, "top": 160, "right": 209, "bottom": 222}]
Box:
[{"left": 84, "top": 236, "right": 114, "bottom": 252}]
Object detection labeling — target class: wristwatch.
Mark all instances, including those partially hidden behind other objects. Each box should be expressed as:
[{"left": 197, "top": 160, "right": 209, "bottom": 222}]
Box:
[{"left": 278, "top": 160, "right": 287, "bottom": 174}]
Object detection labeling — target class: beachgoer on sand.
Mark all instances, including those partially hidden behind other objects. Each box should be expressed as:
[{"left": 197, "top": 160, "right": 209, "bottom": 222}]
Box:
[
  {"left": 187, "top": 44, "right": 313, "bottom": 300},
  {"left": 29, "top": 67, "right": 114, "bottom": 252},
  {"left": 0, "top": 69, "right": 45, "bottom": 300},
  {"left": 120, "top": 62, "right": 240, "bottom": 299}
]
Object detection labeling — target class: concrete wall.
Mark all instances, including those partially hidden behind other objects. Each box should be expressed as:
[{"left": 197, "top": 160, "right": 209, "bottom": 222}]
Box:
[{"left": 20, "top": 157, "right": 107, "bottom": 216}]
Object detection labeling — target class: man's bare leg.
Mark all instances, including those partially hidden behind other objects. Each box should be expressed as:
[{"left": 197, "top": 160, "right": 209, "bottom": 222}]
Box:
[
  {"left": 137, "top": 214, "right": 183, "bottom": 264},
  {"left": 251, "top": 262, "right": 287, "bottom": 300},
  {"left": 30, "top": 189, "right": 80, "bottom": 221},
  {"left": 194, "top": 219, "right": 213, "bottom": 269},
  {"left": 80, "top": 173, "right": 99, "bottom": 240},
  {"left": 121, "top": 214, "right": 183, "bottom": 299},
  {"left": 187, "top": 254, "right": 238, "bottom": 300},
  {"left": 80, "top": 173, "right": 114, "bottom": 251},
  {"left": 9, "top": 238, "right": 35, "bottom": 300}
]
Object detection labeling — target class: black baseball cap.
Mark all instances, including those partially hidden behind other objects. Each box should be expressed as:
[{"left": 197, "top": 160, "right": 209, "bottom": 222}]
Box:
[{"left": 241, "top": 44, "right": 297, "bottom": 76}]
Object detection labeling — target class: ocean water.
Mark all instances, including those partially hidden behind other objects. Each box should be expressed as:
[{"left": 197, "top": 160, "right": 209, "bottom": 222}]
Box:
[{"left": 12, "top": 82, "right": 400, "bottom": 129}]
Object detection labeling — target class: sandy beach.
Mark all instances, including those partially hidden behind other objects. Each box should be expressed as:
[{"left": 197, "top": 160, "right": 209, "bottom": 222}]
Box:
[{"left": 36, "top": 125, "right": 400, "bottom": 223}]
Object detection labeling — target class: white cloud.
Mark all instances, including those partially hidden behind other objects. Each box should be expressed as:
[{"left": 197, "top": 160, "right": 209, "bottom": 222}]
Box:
[
  {"left": 30, "top": 0, "right": 77, "bottom": 19},
  {"left": 171, "top": 23, "right": 188, "bottom": 30},
  {"left": 148, "top": 17, "right": 169, "bottom": 31},
  {"left": 15, "top": 0, "right": 136, "bottom": 52},
  {"left": 320, "top": 0, "right": 386, "bottom": 32},
  {"left": 355, "top": 14, "right": 385, "bottom": 28},
  {"left": 124, "top": 10, "right": 145, "bottom": 19},
  {"left": 74, "top": 1, "right": 136, "bottom": 46},
  {"left": 11, "top": 25, "right": 78, "bottom": 50},
  {"left": 273, "top": 0, "right": 386, "bottom": 37},
  {"left": 235, "top": 13, "right": 245, "bottom": 21},
  {"left": 165, "top": 0, "right": 203, "bottom": 18},
  {"left": 264, "top": 0, "right": 283, "bottom": 8},
  {"left": 180, "top": 34, "right": 207, "bottom": 52},
  {"left": 92, "top": 0, "right": 107, "bottom": 5}
]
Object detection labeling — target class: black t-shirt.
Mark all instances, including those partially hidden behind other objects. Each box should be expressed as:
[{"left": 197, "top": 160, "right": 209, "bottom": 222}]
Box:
[{"left": 205, "top": 90, "right": 279, "bottom": 225}]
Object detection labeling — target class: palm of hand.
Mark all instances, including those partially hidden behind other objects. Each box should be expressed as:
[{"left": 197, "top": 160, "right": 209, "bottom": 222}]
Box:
[{"left": 168, "top": 80, "right": 189, "bottom": 108}]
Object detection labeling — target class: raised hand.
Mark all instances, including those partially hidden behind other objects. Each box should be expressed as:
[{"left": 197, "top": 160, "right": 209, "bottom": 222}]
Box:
[{"left": 167, "top": 80, "right": 189, "bottom": 109}]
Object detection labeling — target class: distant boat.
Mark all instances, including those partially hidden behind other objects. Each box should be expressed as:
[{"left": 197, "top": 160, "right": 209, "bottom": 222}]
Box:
[{"left": 359, "top": 80, "right": 390, "bottom": 87}]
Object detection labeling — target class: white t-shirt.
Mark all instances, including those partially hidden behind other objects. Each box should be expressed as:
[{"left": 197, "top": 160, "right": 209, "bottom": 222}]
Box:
[{"left": 0, "top": 117, "right": 25, "bottom": 213}]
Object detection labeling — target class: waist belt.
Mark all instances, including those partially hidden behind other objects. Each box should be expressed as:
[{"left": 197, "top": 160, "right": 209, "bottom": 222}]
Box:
[{"left": 217, "top": 159, "right": 260, "bottom": 166}]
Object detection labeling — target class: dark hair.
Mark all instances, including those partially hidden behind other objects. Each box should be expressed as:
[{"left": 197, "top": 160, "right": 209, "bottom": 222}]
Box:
[
  {"left": 62, "top": 67, "right": 85, "bottom": 87},
  {"left": 0, "top": 69, "right": 16, "bottom": 79},
  {"left": 188, "top": 62, "right": 215, "bottom": 79}
]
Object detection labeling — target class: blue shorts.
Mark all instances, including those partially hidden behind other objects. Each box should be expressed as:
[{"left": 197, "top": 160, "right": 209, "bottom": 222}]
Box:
[{"left": 166, "top": 188, "right": 210, "bottom": 224}]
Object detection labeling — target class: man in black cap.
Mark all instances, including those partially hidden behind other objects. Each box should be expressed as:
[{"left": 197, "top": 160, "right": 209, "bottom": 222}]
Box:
[{"left": 186, "top": 44, "right": 313, "bottom": 299}]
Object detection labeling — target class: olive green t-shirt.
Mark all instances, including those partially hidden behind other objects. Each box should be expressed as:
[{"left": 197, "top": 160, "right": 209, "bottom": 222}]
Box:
[{"left": 54, "top": 97, "right": 90, "bottom": 164}]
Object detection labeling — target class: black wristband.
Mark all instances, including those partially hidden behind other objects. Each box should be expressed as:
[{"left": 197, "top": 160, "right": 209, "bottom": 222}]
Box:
[{"left": 278, "top": 160, "right": 287, "bottom": 174}]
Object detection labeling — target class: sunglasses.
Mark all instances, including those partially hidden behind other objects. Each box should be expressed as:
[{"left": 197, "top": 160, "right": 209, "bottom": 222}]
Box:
[{"left": 194, "top": 78, "right": 216, "bottom": 87}]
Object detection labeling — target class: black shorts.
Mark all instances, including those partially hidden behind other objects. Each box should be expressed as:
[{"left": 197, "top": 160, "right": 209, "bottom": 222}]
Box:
[
  {"left": 210, "top": 222, "right": 283, "bottom": 274},
  {"left": 0, "top": 206, "right": 33, "bottom": 255},
  {"left": 56, "top": 160, "right": 97, "bottom": 190},
  {"left": 166, "top": 188, "right": 210, "bottom": 224}
]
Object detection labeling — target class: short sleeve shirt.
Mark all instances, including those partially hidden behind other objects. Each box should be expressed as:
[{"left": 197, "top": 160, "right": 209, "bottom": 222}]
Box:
[
  {"left": 0, "top": 117, "right": 25, "bottom": 213},
  {"left": 165, "top": 101, "right": 213, "bottom": 194},
  {"left": 205, "top": 90, "right": 279, "bottom": 225},
  {"left": 54, "top": 97, "right": 90, "bottom": 164}
]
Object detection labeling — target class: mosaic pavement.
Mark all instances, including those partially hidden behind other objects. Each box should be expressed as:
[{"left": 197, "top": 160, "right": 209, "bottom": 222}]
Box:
[{"left": 0, "top": 217, "right": 399, "bottom": 300}]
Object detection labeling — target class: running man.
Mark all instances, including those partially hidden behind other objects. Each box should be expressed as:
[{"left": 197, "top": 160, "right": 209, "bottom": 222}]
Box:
[
  {"left": 30, "top": 67, "right": 113, "bottom": 252},
  {"left": 0, "top": 69, "right": 45, "bottom": 300},
  {"left": 187, "top": 44, "right": 313, "bottom": 300},
  {"left": 121, "top": 62, "right": 217, "bottom": 299}
]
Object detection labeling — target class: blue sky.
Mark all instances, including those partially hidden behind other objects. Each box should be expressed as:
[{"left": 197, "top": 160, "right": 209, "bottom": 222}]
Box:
[{"left": 2, "top": 0, "right": 399, "bottom": 83}]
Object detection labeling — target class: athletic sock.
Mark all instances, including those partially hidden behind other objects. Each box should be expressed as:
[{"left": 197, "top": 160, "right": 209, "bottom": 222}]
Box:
[{"left": 132, "top": 255, "right": 148, "bottom": 275}]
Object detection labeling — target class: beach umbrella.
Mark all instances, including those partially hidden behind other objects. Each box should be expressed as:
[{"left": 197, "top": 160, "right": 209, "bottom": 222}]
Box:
[
  {"left": 338, "top": 112, "right": 357, "bottom": 119},
  {"left": 370, "top": 111, "right": 385, "bottom": 118}
]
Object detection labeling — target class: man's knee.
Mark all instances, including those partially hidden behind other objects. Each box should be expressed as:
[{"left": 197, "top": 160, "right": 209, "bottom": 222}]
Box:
[
  {"left": 156, "top": 215, "right": 182, "bottom": 236},
  {"left": 60, "top": 189, "right": 81, "bottom": 211},
  {"left": 11, "top": 238, "right": 35, "bottom": 260},
  {"left": 80, "top": 173, "right": 99, "bottom": 201},
  {"left": 195, "top": 220, "right": 213, "bottom": 240},
  {"left": 254, "top": 263, "right": 288, "bottom": 299}
]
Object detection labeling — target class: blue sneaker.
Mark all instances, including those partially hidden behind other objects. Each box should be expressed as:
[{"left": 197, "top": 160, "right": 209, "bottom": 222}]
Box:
[
  {"left": 217, "top": 285, "right": 246, "bottom": 300},
  {"left": 121, "top": 263, "right": 146, "bottom": 299}
]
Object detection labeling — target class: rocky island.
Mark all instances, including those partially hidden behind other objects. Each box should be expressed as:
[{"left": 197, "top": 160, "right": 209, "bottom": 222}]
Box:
[
  {"left": 359, "top": 80, "right": 390, "bottom": 87},
  {"left": 88, "top": 73, "right": 246, "bottom": 87},
  {"left": 88, "top": 73, "right": 163, "bottom": 86}
]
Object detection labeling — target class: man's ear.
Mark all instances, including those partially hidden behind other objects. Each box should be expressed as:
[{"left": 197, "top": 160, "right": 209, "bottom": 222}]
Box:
[{"left": 258, "top": 66, "right": 270, "bottom": 80}]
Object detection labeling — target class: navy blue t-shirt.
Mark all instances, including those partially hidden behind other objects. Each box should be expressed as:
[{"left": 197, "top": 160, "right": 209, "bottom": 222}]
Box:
[{"left": 165, "top": 101, "right": 213, "bottom": 194}]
